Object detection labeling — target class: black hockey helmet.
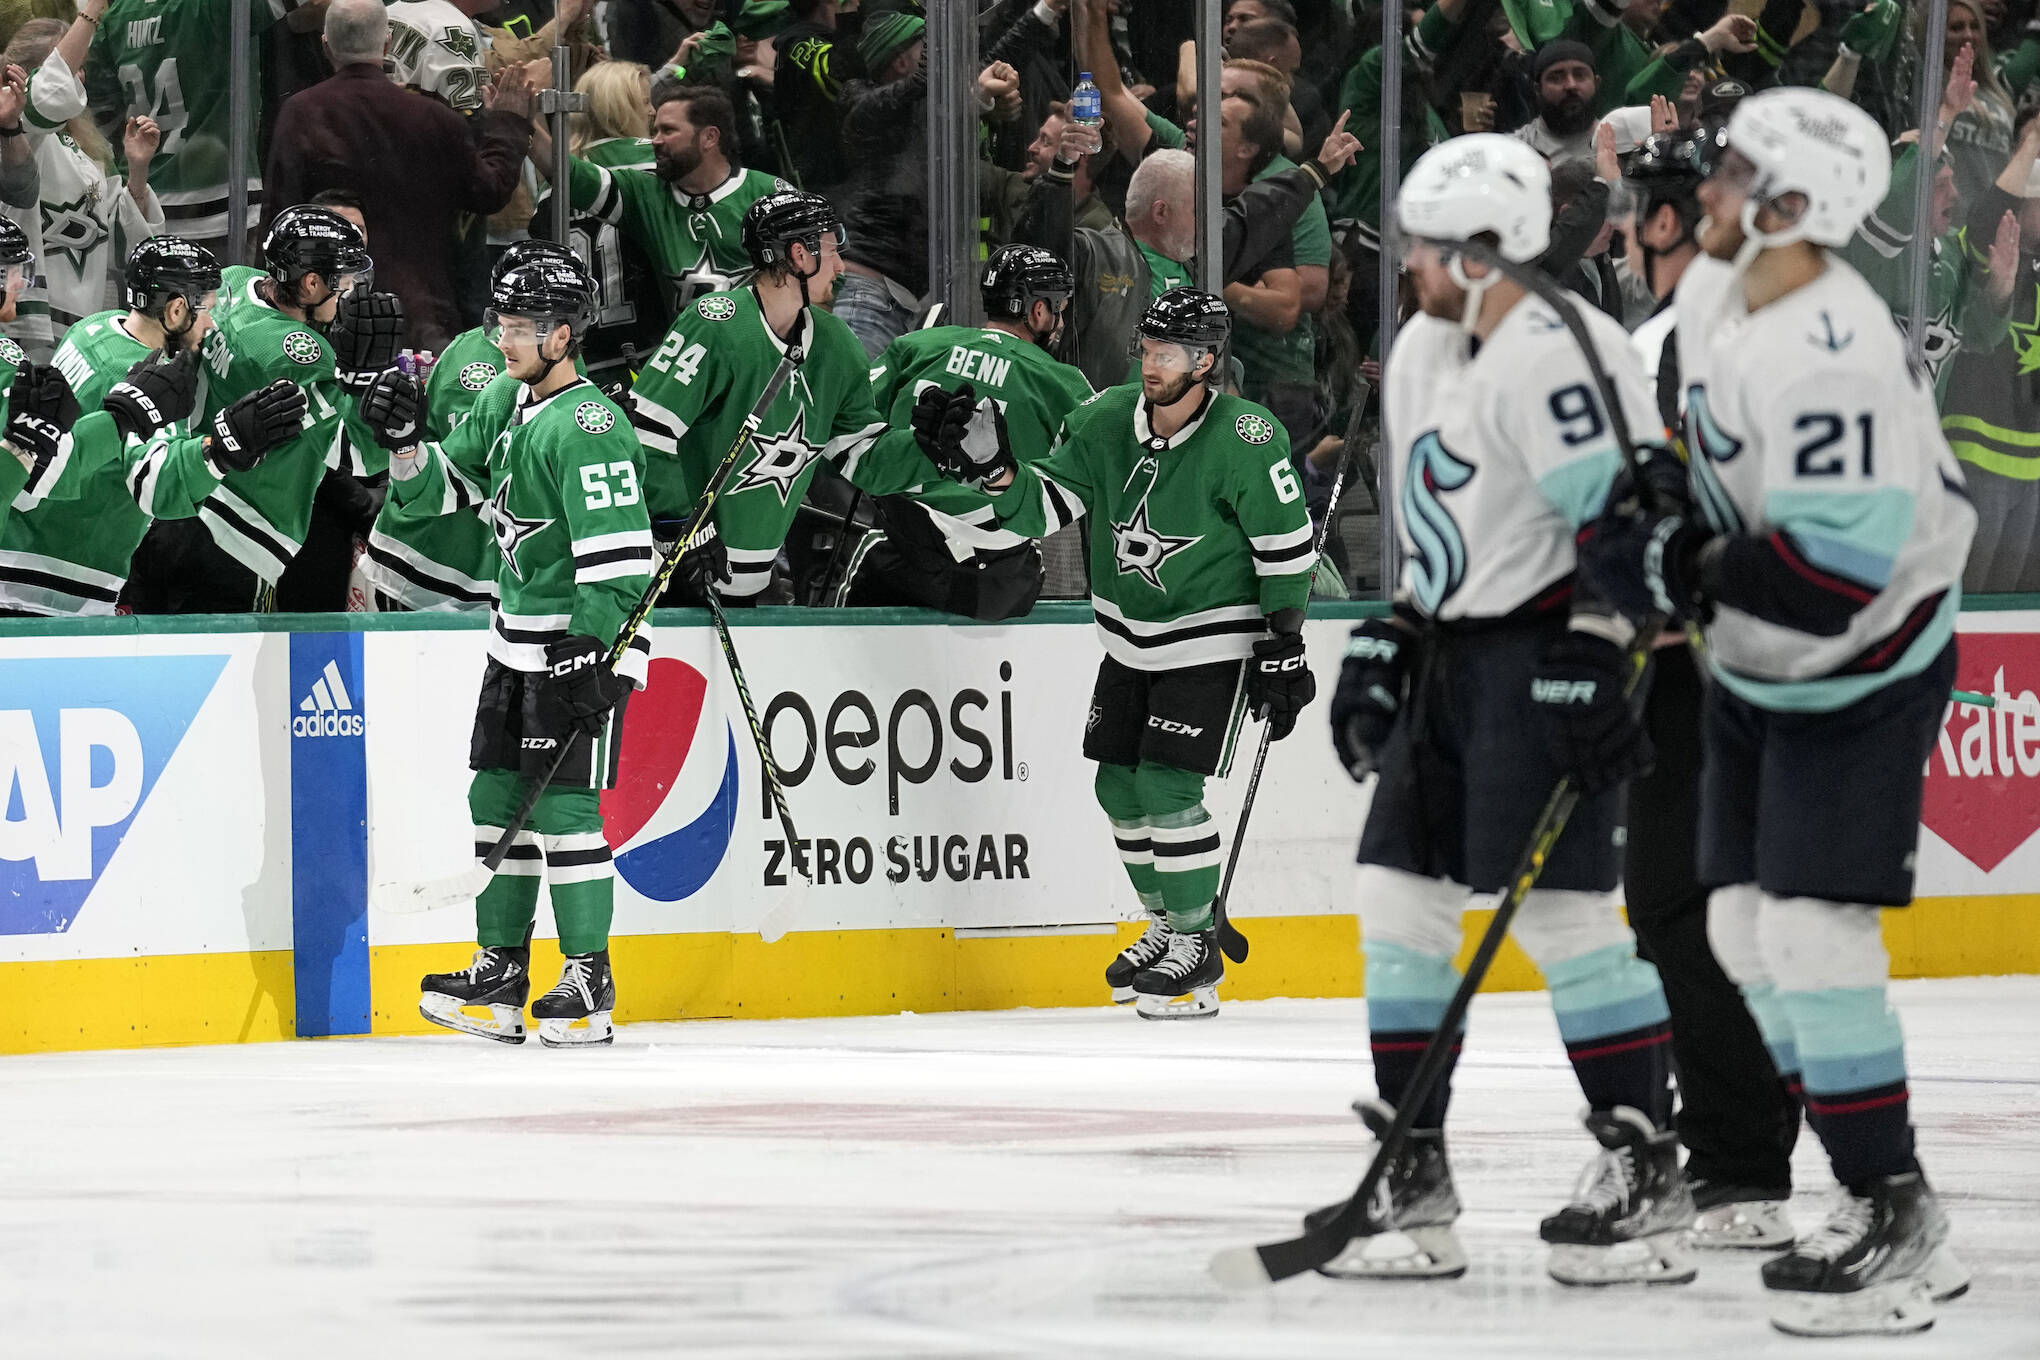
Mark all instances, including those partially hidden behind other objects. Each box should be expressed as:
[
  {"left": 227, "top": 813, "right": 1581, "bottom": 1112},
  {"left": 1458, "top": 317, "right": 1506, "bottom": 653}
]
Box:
[
  {"left": 1135, "top": 286, "right": 1231, "bottom": 362},
  {"left": 263, "top": 205, "right": 371, "bottom": 291},
  {"left": 124, "top": 236, "right": 223, "bottom": 315},
  {"left": 740, "top": 188, "right": 846, "bottom": 274},
  {"left": 491, "top": 237, "right": 578, "bottom": 290},
  {"left": 1624, "top": 129, "right": 1708, "bottom": 219},
  {"left": 487, "top": 253, "right": 597, "bottom": 349},
  {"left": 981, "top": 244, "right": 1074, "bottom": 319},
  {"left": 0, "top": 214, "right": 30, "bottom": 271}
]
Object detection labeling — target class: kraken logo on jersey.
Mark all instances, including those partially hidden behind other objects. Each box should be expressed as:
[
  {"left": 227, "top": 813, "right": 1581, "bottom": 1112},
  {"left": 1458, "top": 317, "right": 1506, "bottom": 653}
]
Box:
[
  {"left": 40, "top": 192, "right": 108, "bottom": 271},
  {"left": 1682, "top": 385, "right": 1750, "bottom": 535},
  {"left": 488, "top": 473, "right": 554, "bottom": 582},
  {"left": 732, "top": 408, "right": 819, "bottom": 506},
  {"left": 1401, "top": 431, "right": 1476, "bottom": 615},
  {"left": 1111, "top": 500, "right": 1201, "bottom": 591}
]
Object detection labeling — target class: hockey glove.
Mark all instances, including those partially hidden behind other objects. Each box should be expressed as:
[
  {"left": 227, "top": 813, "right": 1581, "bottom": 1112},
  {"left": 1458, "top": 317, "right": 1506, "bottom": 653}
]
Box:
[
  {"left": 1577, "top": 505, "right": 1711, "bottom": 626},
  {"left": 545, "top": 634, "right": 629, "bottom": 736},
  {"left": 1530, "top": 623, "right": 1652, "bottom": 794},
  {"left": 1329, "top": 615, "right": 1413, "bottom": 781},
  {"left": 1248, "top": 610, "right": 1315, "bottom": 741},
  {"left": 672, "top": 516, "right": 731, "bottom": 596},
  {"left": 327, "top": 283, "right": 407, "bottom": 389},
  {"left": 4, "top": 364, "right": 77, "bottom": 476},
  {"left": 358, "top": 368, "right": 427, "bottom": 450},
  {"left": 207, "top": 379, "right": 308, "bottom": 473},
  {"left": 104, "top": 347, "right": 201, "bottom": 443}
]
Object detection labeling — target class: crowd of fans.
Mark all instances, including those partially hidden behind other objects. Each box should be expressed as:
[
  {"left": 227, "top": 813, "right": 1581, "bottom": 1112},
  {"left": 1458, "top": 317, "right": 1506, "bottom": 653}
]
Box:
[{"left": 0, "top": 0, "right": 2032, "bottom": 617}]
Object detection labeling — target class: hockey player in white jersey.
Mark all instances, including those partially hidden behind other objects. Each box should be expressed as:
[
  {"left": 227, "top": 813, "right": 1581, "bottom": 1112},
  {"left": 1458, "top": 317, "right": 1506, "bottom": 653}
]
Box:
[
  {"left": 1324, "top": 134, "right": 1691, "bottom": 1286},
  {"left": 1581, "top": 88, "right": 1975, "bottom": 1338}
]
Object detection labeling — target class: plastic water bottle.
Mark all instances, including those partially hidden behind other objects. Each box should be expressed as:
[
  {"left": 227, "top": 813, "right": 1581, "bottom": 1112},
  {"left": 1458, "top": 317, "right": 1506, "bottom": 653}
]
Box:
[{"left": 1071, "top": 71, "right": 1104, "bottom": 154}]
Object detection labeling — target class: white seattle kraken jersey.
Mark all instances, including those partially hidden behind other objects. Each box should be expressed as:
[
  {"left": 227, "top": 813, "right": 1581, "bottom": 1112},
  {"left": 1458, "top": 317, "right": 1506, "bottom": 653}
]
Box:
[
  {"left": 1674, "top": 254, "right": 1975, "bottom": 712},
  {"left": 1382, "top": 296, "right": 1660, "bottom": 622}
]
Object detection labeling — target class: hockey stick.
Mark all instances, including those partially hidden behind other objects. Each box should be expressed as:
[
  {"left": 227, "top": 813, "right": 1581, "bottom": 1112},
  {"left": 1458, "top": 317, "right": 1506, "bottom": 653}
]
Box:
[
  {"left": 372, "top": 347, "right": 807, "bottom": 915},
  {"left": 1211, "top": 248, "right": 1664, "bottom": 1288},
  {"left": 1210, "top": 390, "right": 1373, "bottom": 964},
  {"left": 707, "top": 591, "right": 811, "bottom": 942}
]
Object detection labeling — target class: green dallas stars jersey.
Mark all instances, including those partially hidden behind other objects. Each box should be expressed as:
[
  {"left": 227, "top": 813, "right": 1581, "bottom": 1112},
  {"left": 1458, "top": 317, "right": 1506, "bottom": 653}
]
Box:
[
  {"left": 561, "top": 158, "right": 788, "bottom": 313},
  {"left": 538, "top": 139, "right": 665, "bottom": 387},
  {"left": 0, "top": 315, "right": 224, "bottom": 615},
  {"left": 388, "top": 374, "right": 655, "bottom": 681},
  {"left": 984, "top": 384, "right": 1316, "bottom": 671},
  {"left": 851, "top": 324, "right": 1094, "bottom": 554},
  {"left": 193, "top": 271, "right": 364, "bottom": 583},
  {"left": 629, "top": 288, "right": 886, "bottom": 597},
  {"left": 31, "top": 0, "right": 302, "bottom": 241}
]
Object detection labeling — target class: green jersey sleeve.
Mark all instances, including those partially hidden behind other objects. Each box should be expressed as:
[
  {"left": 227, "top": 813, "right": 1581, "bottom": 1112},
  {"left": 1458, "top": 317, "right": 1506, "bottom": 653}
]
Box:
[
  {"left": 984, "top": 401, "right": 1104, "bottom": 537},
  {"left": 389, "top": 376, "right": 517, "bottom": 516},
  {"left": 627, "top": 315, "right": 723, "bottom": 517},
  {"left": 549, "top": 414, "right": 655, "bottom": 647},
  {"left": 1221, "top": 415, "right": 1314, "bottom": 614}
]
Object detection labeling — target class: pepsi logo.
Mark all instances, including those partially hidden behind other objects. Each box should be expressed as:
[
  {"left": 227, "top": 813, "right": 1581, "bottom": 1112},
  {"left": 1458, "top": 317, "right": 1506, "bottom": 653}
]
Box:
[{"left": 603, "top": 658, "right": 739, "bottom": 901}]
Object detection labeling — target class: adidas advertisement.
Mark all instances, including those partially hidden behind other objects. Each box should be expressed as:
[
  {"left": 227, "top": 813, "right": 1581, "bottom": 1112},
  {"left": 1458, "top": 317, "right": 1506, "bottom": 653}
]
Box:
[{"left": 293, "top": 658, "right": 364, "bottom": 738}]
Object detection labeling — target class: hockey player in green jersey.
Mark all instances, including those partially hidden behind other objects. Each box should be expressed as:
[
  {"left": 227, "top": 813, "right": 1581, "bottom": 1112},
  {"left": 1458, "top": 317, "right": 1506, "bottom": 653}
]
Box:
[
  {"left": 127, "top": 205, "right": 393, "bottom": 611},
  {"left": 363, "top": 241, "right": 585, "bottom": 612},
  {"left": 0, "top": 238, "right": 309, "bottom": 615},
  {"left": 368, "top": 252, "right": 657, "bottom": 1049},
  {"left": 924, "top": 288, "right": 1319, "bottom": 1019},
  {"left": 532, "top": 80, "right": 786, "bottom": 316},
  {"left": 832, "top": 244, "right": 1094, "bottom": 619},
  {"left": 630, "top": 188, "right": 885, "bottom": 602}
]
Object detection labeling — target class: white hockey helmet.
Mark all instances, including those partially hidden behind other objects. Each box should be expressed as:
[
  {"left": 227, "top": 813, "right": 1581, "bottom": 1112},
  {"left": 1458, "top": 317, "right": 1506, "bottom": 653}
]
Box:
[
  {"left": 1397, "top": 133, "right": 1554, "bottom": 264},
  {"left": 1722, "top": 86, "right": 1890, "bottom": 249}
]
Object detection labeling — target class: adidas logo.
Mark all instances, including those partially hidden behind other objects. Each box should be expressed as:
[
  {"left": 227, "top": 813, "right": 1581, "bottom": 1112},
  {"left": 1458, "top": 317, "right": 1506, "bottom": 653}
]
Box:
[{"left": 292, "top": 660, "right": 364, "bottom": 738}]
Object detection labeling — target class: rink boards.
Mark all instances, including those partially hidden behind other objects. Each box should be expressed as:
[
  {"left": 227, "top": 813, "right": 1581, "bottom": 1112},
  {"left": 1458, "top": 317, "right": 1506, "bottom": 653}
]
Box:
[{"left": 1, "top": 603, "right": 2037, "bottom": 1055}]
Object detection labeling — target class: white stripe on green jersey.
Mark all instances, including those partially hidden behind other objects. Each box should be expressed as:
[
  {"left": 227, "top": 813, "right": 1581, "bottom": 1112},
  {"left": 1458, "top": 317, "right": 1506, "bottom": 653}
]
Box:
[{"left": 388, "top": 373, "right": 655, "bottom": 682}]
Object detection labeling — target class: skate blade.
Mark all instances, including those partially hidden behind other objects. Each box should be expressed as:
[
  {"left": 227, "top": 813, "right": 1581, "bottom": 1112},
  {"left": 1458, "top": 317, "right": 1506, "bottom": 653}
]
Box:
[
  {"left": 1688, "top": 1199, "right": 1794, "bottom": 1251},
  {"left": 419, "top": 994, "right": 525, "bottom": 1044},
  {"left": 1547, "top": 1233, "right": 1696, "bottom": 1287},
  {"left": 1317, "top": 1226, "right": 1468, "bottom": 1280},
  {"left": 1925, "top": 1247, "right": 1970, "bottom": 1303},
  {"left": 1110, "top": 984, "right": 1136, "bottom": 1004},
  {"left": 1770, "top": 1278, "right": 1935, "bottom": 1337},
  {"left": 537, "top": 1011, "right": 615, "bottom": 1048},
  {"left": 1134, "top": 985, "right": 1219, "bottom": 1020}
]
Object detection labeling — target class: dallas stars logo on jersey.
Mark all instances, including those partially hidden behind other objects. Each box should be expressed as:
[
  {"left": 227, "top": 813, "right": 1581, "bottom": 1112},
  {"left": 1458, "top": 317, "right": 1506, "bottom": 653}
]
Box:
[
  {"left": 733, "top": 409, "right": 818, "bottom": 506},
  {"left": 459, "top": 361, "right": 496, "bottom": 392},
  {"left": 283, "top": 332, "right": 322, "bottom": 366},
  {"left": 488, "top": 472, "right": 553, "bottom": 582},
  {"left": 1235, "top": 413, "right": 1276, "bottom": 445},
  {"left": 697, "top": 295, "right": 737, "bottom": 322},
  {"left": 1112, "top": 499, "right": 1201, "bottom": 591},
  {"left": 41, "top": 189, "right": 108, "bottom": 271}
]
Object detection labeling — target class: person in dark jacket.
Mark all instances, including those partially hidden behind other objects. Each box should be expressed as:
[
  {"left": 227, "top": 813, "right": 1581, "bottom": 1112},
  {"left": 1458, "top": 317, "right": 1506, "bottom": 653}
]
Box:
[
  {"left": 262, "top": 0, "right": 535, "bottom": 351},
  {"left": 833, "top": 11, "right": 930, "bottom": 356},
  {"left": 773, "top": 0, "right": 860, "bottom": 192}
]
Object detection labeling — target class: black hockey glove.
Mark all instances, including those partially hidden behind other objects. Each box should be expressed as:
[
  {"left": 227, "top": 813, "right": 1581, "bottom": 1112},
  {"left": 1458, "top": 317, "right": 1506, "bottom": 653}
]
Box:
[
  {"left": 545, "top": 634, "right": 629, "bottom": 736},
  {"left": 1248, "top": 610, "right": 1315, "bottom": 741},
  {"left": 1530, "top": 623, "right": 1652, "bottom": 794},
  {"left": 1329, "top": 615, "right": 1413, "bottom": 781},
  {"left": 103, "top": 347, "right": 200, "bottom": 443},
  {"left": 671, "top": 517, "right": 731, "bottom": 596},
  {"left": 207, "top": 379, "right": 308, "bottom": 472},
  {"left": 358, "top": 368, "right": 427, "bottom": 450},
  {"left": 1577, "top": 447, "right": 1710, "bottom": 626},
  {"left": 327, "top": 283, "right": 407, "bottom": 389},
  {"left": 5, "top": 363, "right": 77, "bottom": 475},
  {"left": 914, "top": 381, "right": 1018, "bottom": 488}
]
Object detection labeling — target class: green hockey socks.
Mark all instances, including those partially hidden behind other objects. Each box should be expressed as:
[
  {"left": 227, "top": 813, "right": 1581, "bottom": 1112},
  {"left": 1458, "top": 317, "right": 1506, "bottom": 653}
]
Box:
[
  {"left": 1094, "top": 761, "right": 1221, "bottom": 932},
  {"left": 469, "top": 769, "right": 615, "bottom": 956}
]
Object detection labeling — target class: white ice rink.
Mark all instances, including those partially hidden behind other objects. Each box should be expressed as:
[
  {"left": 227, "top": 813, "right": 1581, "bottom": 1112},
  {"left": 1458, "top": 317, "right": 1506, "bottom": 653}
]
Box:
[{"left": 4, "top": 977, "right": 2036, "bottom": 1359}]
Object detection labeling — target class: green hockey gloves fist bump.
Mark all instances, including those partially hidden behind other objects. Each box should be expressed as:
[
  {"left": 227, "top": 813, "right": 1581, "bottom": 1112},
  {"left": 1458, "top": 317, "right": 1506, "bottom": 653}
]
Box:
[
  {"left": 207, "top": 379, "right": 307, "bottom": 472},
  {"left": 359, "top": 369, "right": 428, "bottom": 451},
  {"left": 5, "top": 364, "right": 77, "bottom": 470},
  {"left": 104, "top": 347, "right": 200, "bottom": 444},
  {"left": 545, "top": 635, "right": 628, "bottom": 736},
  {"left": 1529, "top": 626, "right": 1652, "bottom": 794},
  {"left": 1248, "top": 610, "right": 1315, "bottom": 741},
  {"left": 328, "top": 283, "right": 407, "bottom": 388},
  {"left": 1329, "top": 616, "right": 1411, "bottom": 781}
]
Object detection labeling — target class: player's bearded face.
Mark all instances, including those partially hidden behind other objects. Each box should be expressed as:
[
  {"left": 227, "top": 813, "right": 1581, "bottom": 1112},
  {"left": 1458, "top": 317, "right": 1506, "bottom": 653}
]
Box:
[
  {"left": 167, "top": 291, "right": 217, "bottom": 350},
  {"left": 1695, "top": 150, "right": 1757, "bottom": 259},
  {"left": 1404, "top": 241, "right": 1468, "bottom": 320},
  {"left": 1138, "top": 339, "right": 1209, "bottom": 405}
]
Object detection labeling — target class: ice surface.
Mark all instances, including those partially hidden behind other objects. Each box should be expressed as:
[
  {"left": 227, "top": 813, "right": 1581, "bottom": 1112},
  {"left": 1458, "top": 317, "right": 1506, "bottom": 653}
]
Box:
[{"left": 3, "top": 978, "right": 2036, "bottom": 1358}]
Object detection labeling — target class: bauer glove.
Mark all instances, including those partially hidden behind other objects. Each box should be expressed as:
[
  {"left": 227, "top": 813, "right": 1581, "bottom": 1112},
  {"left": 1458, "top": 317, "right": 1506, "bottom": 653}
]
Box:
[
  {"left": 1248, "top": 609, "right": 1315, "bottom": 741},
  {"left": 1530, "top": 622, "right": 1652, "bottom": 794},
  {"left": 207, "top": 379, "right": 308, "bottom": 472},
  {"left": 1329, "top": 615, "right": 1412, "bottom": 781},
  {"left": 359, "top": 368, "right": 427, "bottom": 450},
  {"left": 104, "top": 347, "right": 200, "bottom": 443},
  {"left": 545, "top": 635, "right": 629, "bottom": 736}
]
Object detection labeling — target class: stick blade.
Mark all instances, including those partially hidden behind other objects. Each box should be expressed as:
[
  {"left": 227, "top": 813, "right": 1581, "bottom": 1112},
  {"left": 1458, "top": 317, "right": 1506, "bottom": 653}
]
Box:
[
  {"left": 757, "top": 866, "right": 811, "bottom": 944},
  {"left": 1208, "top": 1245, "right": 1274, "bottom": 1291},
  {"left": 371, "top": 865, "right": 492, "bottom": 915}
]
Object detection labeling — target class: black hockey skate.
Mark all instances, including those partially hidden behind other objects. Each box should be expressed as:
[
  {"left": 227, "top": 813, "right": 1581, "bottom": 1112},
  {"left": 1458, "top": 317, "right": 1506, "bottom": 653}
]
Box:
[
  {"left": 532, "top": 949, "right": 616, "bottom": 1048},
  {"left": 1315, "top": 1097, "right": 1467, "bottom": 1280},
  {"left": 1105, "top": 915, "right": 1173, "bottom": 1004},
  {"left": 1687, "top": 1178, "right": 1795, "bottom": 1250},
  {"left": 1130, "top": 927, "right": 1220, "bottom": 1020},
  {"left": 1542, "top": 1105, "right": 1696, "bottom": 1286},
  {"left": 420, "top": 946, "right": 531, "bottom": 1044},
  {"left": 1763, "top": 1172, "right": 1948, "bottom": 1337}
]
